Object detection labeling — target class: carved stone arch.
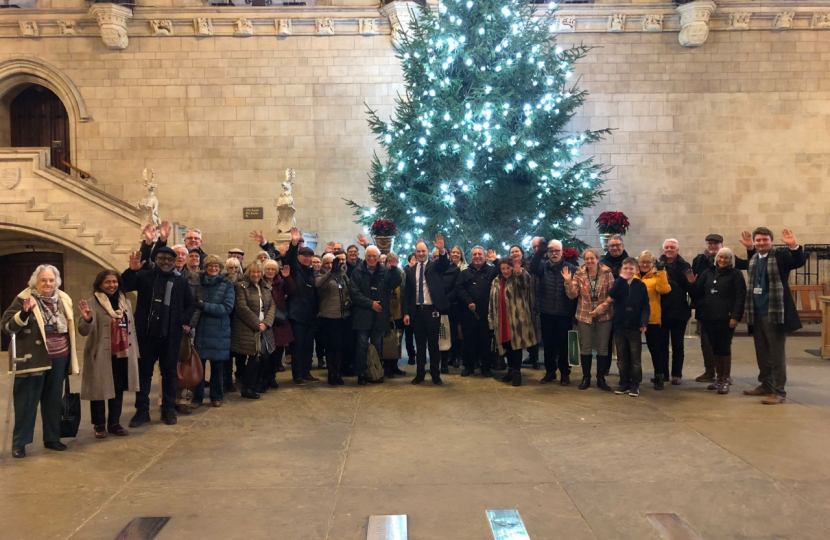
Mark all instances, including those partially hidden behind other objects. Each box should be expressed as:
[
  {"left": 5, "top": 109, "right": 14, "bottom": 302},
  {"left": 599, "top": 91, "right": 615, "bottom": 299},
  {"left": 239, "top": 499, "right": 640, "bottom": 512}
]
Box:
[
  {"left": 0, "top": 57, "right": 91, "bottom": 168},
  {"left": 0, "top": 222, "right": 119, "bottom": 271}
]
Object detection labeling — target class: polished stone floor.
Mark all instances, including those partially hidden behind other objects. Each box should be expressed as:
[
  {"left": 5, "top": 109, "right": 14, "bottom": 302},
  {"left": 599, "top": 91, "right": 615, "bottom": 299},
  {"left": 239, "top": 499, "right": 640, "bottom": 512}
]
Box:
[{"left": 2, "top": 332, "right": 830, "bottom": 540}]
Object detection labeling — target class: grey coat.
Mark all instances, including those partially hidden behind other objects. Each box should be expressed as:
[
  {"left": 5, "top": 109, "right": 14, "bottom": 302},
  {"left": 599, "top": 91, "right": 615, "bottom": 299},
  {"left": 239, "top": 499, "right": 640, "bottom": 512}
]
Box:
[
  {"left": 77, "top": 293, "right": 140, "bottom": 401},
  {"left": 231, "top": 277, "right": 276, "bottom": 356},
  {"left": 315, "top": 267, "right": 352, "bottom": 319},
  {"left": 488, "top": 271, "right": 538, "bottom": 356}
]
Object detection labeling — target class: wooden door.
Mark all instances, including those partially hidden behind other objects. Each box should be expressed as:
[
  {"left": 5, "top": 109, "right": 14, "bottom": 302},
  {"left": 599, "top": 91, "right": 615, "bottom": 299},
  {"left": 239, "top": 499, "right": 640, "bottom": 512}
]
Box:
[
  {"left": 0, "top": 252, "right": 64, "bottom": 351},
  {"left": 10, "top": 85, "right": 70, "bottom": 173}
]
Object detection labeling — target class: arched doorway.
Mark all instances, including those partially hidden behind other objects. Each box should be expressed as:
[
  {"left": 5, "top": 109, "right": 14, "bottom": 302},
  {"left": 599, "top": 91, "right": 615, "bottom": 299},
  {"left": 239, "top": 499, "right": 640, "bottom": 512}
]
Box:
[{"left": 10, "top": 85, "right": 70, "bottom": 173}]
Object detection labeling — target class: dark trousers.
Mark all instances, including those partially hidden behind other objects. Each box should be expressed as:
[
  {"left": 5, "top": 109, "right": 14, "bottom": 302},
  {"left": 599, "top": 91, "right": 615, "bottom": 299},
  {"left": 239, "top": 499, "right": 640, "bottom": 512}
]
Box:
[
  {"left": 404, "top": 325, "right": 416, "bottom": 360},
  {"left": 241, "top": 335, "right": 270, "bottom": 391},
  {"left": 659, "top": 318, "right": 687, "bottom": 378},
  {"left": 289, "top": 320, "right": 315, "bottom": 380},
  {"left": 615, "top": 328, "right": 643, "bottom": 386},
  {"left": 13, "top": 355, "right": 69, "bottom": 447},
  {"left": 462, "top": 314, "right": 493, "bottom": 371},
  {"left": 540, "top": 314, "right": 572, "bottom": 376},
  {"left": 356, "top": 328, "right": 384, "bottom": 376},
  {"left": 136, "top": 335, "right": 180, "bottom": 415},
  {"left": 752, "top": 314, "right": 787, "bottom": 397},
  {"left": 192, "top": 359, "right": 226, "bottom": 404},
  {"left": 702, "top": 320, "right": 735, "bottom": 356},
  {"left": 322, "top": 318, "right": 349, "bottom": 378},
  {"left": 699, "top": 322, "right": 715, "bottom": 375},
  {"left": 503, "top": 342, "right": 522, "bottom": 372},
  {"left": 90, "top": 356, "right": 128, "bottom": 426},
  {"left": 315, "top": 324, "right": 326, "bottom": 362},
  {"left": 412, "top": 305, "right": 441, "bottom": 376},
  {"left": 227, "top": 351, "right": 243, "bottom": 386},
  {"left": 644, "top": 324, "right": 665, "bottom": 376},
  {"left": 264, "top": 347, "right": 285, "bottom": 382}
]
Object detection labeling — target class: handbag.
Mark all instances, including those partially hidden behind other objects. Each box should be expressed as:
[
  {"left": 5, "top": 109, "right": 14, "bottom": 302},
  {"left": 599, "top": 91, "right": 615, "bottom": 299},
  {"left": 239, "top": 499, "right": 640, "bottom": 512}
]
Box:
[
  {"left": 177, "top": 335, "right": 204, "bottom": 390},
  {"left": 438, "top": 314, "right": 452, "bottom": 352},
  {"left": 567, "top": 329, "right": 580, "bottom": 366},
  {"left": 60, "top": 372, "right": 81, "bottom": 438},
  {"left": 273, "top": 304, "right": 288, "bottom": 325},
  {"left": 381, "top": 322, "right": 402, "bottom": 360}
]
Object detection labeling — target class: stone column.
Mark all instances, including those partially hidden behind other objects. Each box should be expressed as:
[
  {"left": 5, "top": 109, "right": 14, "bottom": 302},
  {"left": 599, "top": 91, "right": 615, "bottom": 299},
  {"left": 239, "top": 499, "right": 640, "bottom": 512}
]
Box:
[
  {"left": 89, "top": 3, "right": 133, "bottom": 51},
  {"left": 676, "top": 0, "right": 717, "bottom": 48}
]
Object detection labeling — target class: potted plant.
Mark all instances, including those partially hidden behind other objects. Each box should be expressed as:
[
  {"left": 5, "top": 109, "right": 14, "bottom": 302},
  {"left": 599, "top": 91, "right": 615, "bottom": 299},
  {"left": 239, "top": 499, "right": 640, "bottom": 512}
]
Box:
[
  {"left": 370, "top": 219, "right": 397, "bottom": 254},
  {"left": 561, "top": 247, "right": 581, "bottom": 266},
  {"left": 595, "top": 211, "right": 630, "bottom": 250}
]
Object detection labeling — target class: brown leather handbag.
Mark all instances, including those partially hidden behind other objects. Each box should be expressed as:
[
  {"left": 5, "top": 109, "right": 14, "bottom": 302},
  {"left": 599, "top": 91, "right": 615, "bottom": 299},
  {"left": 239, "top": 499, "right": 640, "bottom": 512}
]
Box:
[{"left": 177, "top": 335, "right": 204, "bottom": 390}]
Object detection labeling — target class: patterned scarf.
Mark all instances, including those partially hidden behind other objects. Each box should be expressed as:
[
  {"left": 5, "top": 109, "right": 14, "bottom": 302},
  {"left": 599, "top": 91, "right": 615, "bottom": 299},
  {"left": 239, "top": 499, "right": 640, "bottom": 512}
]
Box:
[
  {"left": 31, "top": 289, "right": 68, "bottom": 333},
  {"left": 95, "top": 292, "right": 129, "bottom": 358},
  {"left": 746, "top": 249, "right": 785, "bottom": 325}
]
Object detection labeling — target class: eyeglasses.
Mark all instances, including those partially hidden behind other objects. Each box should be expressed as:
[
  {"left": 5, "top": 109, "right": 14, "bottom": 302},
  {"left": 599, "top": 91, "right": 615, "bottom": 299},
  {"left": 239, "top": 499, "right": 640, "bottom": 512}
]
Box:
[
  {"left": 205, "top": 263, "right": 221, "bottom": 269},
  {"left": 185, "top": 236, "right": 200, "bottom": 241},
  {"left": 547, "top": 249, "right": 562, "bottom": 254},
  {"left": 608, "top": 244, "right": 623, "bottom": 248},
  {"left": 155, "top": 256, "right": 174, "bottom": 262}
]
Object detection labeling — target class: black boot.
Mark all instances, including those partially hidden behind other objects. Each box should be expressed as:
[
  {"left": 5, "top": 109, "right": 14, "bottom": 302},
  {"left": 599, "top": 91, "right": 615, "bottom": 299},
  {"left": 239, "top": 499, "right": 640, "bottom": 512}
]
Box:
[
  {"left": 654, "top": 374, "right": 664, "bottom": 391},
  {"left": 440, "top": 353, "right": 449, "bottom": 374},
  {"left": 512, "top": 370, "right": 522, "bottom": 387},
  {"left": 501, "top": 369, "right": 514, "bottom": 383},
  {"left": 578, "top": 376, "right": 591, "bottom": 390}
]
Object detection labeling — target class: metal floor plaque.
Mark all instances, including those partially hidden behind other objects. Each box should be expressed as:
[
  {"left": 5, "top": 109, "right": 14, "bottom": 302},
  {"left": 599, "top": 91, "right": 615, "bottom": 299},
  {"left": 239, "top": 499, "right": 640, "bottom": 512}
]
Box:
[
  {"left": 646, "top": 513, "right": 704, "bottom": 540},
  {"left": 367, "top": 514, "right": 408, "bottom": 540},
  {"left": 114, "top": 517, "right": 170, "bottom": 540},
  {"left": 487, "top": 509, "right": 531, "bottom": 540}
]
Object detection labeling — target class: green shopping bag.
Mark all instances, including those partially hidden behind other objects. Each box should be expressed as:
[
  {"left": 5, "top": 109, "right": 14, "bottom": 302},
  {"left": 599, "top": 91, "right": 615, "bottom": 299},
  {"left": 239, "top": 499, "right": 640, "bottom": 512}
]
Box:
[{"left": 567, "top": 330, "right": 580, "bottom": 366}]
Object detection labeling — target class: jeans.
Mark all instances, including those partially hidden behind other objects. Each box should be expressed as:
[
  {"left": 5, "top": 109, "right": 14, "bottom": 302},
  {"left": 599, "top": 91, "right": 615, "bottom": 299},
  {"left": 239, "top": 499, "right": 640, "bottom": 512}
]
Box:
[
  {"left": 660, "top": 318, "right": 687, "bottom": 378},
  {"left": 13, "top": 356, "right": 68, "bottom": 447},
  {"left": 615, "top": 328, "right": 643, "bottom": 386},
  {"left": 356, "top": 328, "right": 384, "bottom": 376},
  {"left": 540, "top": 313, "right": 573, "bottom": 376},
  {"left": 752, "top": 314, "right": 787, "bottom": 396},
  {"left": 192, "top": 359, "right": 226, "bottom": 404},
  {"left": 90, "top": 355, "right": 128, "bottom": 426},
  {"left": 136, "top": 335, "right": 180, "bottom": 415}
]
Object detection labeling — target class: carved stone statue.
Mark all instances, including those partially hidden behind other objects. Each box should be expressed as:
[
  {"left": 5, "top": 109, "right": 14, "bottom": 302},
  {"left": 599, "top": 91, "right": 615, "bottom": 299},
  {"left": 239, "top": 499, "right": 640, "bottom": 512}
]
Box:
[
  {"left": 137, "top": 168, "right": 160, "bottom": 228},
  {"left": 276, "top": 168, "right": 296, "bottom": 233}
]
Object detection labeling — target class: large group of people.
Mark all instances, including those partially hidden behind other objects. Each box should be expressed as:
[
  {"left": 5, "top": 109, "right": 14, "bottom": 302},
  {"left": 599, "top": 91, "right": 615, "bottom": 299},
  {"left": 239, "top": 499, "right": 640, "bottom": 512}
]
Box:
[{"left": 2, "top": 223, "right": 807, "bottom": 459}]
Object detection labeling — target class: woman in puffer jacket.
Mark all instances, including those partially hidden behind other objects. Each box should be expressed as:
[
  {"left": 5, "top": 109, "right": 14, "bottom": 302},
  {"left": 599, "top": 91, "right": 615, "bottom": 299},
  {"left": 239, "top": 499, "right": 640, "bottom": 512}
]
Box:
[
  {"left": 636, "top": 250, "right": 671, "bottom": 390},
  {"left": 231, "top": 262, "right": 276, "bottom": 399},
  {"left": 315, "top": 252, "right": 351, "bottom": 386}
]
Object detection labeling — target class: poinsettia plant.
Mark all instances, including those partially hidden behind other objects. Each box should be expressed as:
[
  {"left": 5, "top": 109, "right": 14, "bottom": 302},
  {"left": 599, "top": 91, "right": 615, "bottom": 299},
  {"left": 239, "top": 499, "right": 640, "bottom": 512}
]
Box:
[
  {"left": 370, "top": 219, "right": 397, "bottom": 236},
  {"left": 562, "top": 248, "right": 581, "bottom": 265},
  {"left": 595, "top": 211, "right": 630, "bottom": 235}
]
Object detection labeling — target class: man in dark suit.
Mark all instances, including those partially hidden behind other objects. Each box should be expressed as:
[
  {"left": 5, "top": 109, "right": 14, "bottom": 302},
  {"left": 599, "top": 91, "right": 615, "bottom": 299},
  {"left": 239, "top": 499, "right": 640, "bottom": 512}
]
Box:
[
  {"left": 743, "top": 227, "right": 805, "bottom": 405},
  {"left": 403, "top": 233, "right": 450, "bottom": 385}
]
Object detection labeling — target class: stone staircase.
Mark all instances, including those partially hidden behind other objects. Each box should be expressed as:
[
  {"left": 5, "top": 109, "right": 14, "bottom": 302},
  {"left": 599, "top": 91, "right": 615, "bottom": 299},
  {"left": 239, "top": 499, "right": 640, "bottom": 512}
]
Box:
[{"left": 0, "top": 148, "right": 144, "bottom": 269}]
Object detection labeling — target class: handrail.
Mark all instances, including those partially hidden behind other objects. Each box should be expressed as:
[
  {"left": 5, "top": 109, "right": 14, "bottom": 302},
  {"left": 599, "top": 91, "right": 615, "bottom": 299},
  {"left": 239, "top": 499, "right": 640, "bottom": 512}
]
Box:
[{"left": 60, "top": 154, "right": 92, "bottom": 181}]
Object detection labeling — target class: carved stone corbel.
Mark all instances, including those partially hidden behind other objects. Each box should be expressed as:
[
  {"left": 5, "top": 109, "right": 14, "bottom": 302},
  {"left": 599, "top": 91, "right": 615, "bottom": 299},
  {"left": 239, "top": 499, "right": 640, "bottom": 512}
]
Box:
[
  {"left": 676, "top": 0, "right": 717, "bottom": 48},
  {"left": 380, "top": 1, "right": 418, "bottom": 47},
  {"left": 276, "top": 19, "right": 292, "bottom": 36},
  {"left": 773, "top": 12, "right": 794, "bottom": 30},
  {"left": 89, "top": 3, "right": 133, "bottom": 50}
]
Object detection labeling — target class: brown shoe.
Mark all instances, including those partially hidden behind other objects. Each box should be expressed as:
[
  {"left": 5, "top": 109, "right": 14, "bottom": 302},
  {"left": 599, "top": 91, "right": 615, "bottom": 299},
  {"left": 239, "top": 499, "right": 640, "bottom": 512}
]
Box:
[
  {"left": 94, "top": 425, "right": 108, "bottom": 439},
  {"left": 211, "top": 400, "right": 223, "bottom": 408},
  {"left": 189, "top": 403, "right": 202, "bottom": 410},
  {"left": 107, "top": 424, "right": 129, "bottom": 437},
  {"left": 175, "top": 404, "right": 192, "bottom": 415},
  {"left": 761, "top": 395, "right": 786, "bottom": 405},
  {"left": 671, "top": 377, "right": 682, "bottom": 385},
  {"left": 717, "top": 381, "right": 730, "bottom": 395},
  {"left": 743, "top": 386, "right": 772, "bottom": 396},
  {"left": 695, "top": 372, "right": 715, "bottom": 382}
]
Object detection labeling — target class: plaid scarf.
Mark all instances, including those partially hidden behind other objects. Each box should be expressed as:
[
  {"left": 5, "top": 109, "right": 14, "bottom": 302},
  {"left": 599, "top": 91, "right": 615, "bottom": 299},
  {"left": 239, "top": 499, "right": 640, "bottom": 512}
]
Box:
[{"left": 746, "top": 249, "right": 785, "bottom": 325}]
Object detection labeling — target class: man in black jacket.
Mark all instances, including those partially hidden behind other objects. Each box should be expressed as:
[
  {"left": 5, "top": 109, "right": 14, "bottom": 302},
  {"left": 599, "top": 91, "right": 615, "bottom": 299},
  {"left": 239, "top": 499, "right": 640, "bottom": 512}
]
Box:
[
  {"left": 284, "top": 227, "right": 319, "bottom": 385},
  {"left": 403, "top": 233, "right": 450, "bottom": 385},
  {"left": 122, "top": 247, "right": 195, "bottom": 427},
  {"left": 455, "top": 246, "right": 499, "bottom": 377},
  {"left": 743, "top": 227, "right": 805, "bottom": 404},
  {"left": 599, "top": 235, "right": 629, "bottom": 278},
  {"left": 530, "top": 239, "right": 578, "bottom": 385}
]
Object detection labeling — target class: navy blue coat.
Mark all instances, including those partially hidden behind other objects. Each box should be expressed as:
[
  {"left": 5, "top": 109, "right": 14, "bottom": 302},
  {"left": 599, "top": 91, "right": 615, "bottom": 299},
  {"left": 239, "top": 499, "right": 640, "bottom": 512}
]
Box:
[{"left": 195, "top": 273, "right": 235, "bottom": 361}]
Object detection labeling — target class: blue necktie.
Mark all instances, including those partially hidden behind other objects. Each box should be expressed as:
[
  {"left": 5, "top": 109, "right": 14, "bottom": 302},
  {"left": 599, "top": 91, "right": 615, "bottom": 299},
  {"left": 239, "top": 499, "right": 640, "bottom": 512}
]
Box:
[{"left": 418, "top": 262, "right": 425, "bottom": 305}]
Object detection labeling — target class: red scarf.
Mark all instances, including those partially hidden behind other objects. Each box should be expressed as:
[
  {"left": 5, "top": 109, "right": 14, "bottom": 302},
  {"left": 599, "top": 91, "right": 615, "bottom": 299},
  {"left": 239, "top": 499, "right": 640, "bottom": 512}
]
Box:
[{"left": 499, "top": 277, "right": 511, "bottom": 344}]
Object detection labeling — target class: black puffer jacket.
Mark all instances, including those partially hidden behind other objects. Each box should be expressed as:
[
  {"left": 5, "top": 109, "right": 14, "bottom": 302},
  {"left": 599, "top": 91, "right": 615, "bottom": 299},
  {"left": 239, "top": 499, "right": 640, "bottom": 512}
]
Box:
[{"left": 529, "top": 249, "right": 577, "bottom": 317}]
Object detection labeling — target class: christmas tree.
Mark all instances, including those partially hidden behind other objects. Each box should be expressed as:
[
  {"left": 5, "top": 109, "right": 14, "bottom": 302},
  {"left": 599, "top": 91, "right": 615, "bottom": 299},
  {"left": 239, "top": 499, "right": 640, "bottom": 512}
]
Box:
[{"left": 346, "top": 0, "right": 609, "bottom": 253}]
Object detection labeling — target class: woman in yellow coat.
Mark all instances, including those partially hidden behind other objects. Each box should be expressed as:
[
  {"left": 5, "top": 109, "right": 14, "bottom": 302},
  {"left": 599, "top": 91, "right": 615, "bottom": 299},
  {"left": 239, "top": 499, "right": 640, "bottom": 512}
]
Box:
[{"left": 636, "top": 251, "right": 671, "bottom": 390}]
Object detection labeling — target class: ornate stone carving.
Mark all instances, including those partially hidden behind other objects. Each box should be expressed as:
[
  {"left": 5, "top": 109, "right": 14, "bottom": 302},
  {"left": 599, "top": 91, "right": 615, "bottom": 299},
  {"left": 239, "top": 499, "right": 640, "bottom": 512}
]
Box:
[
  {"left": 553, "top": 16, "right": 577, "bottom": 32},
  {"left": 607, "top": 14, "right": 625, "bottom": 33},
  {"left": 677, "top": 0, "right": 717, "bottom": 48},
  {"left": 727, "top": 12, "right": 751, "bottom": 30},
  {"left": 773, "top": 12, "right": 795, "bottom": 30},
  {"left": 381, "top": 1, "right": 416, "bottom": 47},
  {"left": 810, "top": 13, "right": 830, "bottom": 29},
  {"left": 149, "top": 20, "right": 174, "bottom": 36},
  {"left": 643, "top": 14, "right": 663, "bottom": 32},
  {"left": 137, "top": 169, "right": 160, "bottom": 228},
  {"left": 194, "top": 18, "right": 213, "bottom": 36},
  {"left": 19, "top": 21, "right": 38, "bottom": 37},
  {"left": 359, "top": 18, "right": 378, "bottom": 35},
  {"left": 57, "top": 21, "right": 77, "bottom": 36},
  {"left": 276, "top": 19, "right": 292, "bottom": 36},
  {"left": 0, "top": 167, "right": 21, "bottom": 190},
  {"left": 234, "top": 18, "right": 253, "bottom": 36},
  {"left": 276, "top": 168, "right": 296, "bottom": 233},
  {"left": 89, "top": 4, "right": 133, "bottom": 50},
  {"left": 316, "top": 18, "right": 335, "bottom": 35}
]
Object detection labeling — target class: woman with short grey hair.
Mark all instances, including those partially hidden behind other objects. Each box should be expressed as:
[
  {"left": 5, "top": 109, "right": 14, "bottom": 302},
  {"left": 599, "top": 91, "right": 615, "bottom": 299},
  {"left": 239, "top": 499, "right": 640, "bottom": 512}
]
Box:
[{"left": 1, "top": 265, "right": 80, "bottom": 458}]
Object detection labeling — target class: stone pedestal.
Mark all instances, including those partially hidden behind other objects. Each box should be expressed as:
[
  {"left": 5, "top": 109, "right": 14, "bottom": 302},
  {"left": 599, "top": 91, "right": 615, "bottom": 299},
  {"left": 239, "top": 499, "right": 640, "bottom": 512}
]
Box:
[{"left": 677, "top": 0, "right": 717, "bottom": 48}]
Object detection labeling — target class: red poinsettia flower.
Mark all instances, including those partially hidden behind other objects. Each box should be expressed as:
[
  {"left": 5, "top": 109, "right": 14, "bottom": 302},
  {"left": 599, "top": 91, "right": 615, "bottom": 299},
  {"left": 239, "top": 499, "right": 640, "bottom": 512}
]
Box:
[
  {"left": 595, "top": 211, "right": 630, "bottom": 235},
  {"left": 561, "top": 247, "right": 581, "bottom": 264},
  {"left": 371, "top": 219, "right": 397, "bottom": 236}
]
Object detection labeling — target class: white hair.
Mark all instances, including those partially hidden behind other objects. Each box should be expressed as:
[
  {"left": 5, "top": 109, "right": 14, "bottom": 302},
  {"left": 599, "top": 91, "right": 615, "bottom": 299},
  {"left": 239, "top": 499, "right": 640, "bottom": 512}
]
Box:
[
  {"left": 257, "top": 250, "right": 271, "bottom": 260},
  {"left": 716, "top": 247, "right": 735, "bottom": 266},
  {"left": 547, "top": 239, "right": 563, "bottom": 250},
  {"left": 322, "top": 253, "right": 335, "bottom": 263},
  {"left": 365, "top": 245, "right": 381, "bottom": 257},
  {"left": 663, "top": 238, "right": 679, "bottom": 249},
  {"left": 185, "top": 228, "right": 202, "bottom": 238},
  {"left": 263, "top": 259, "right": 279, "bottom": 271},
  {"left": 28, "top": 264, "right": 62, "bottom": 289},
  {"left": 172, "top": 244, "right": 187, "bottom": 253}
]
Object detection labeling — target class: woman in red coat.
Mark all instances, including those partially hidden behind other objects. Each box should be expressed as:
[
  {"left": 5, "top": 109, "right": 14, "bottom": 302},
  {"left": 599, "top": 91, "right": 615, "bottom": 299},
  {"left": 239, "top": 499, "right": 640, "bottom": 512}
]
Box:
[{"left": 263, "top": 259, "right": 295, "bottom": 386}]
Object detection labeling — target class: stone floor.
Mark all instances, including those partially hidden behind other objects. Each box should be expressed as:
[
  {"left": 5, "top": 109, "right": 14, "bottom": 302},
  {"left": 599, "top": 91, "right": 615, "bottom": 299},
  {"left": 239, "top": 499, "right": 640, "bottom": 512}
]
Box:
[{"left": 2, "top": 331, "right": 830, "bottom": 540}]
